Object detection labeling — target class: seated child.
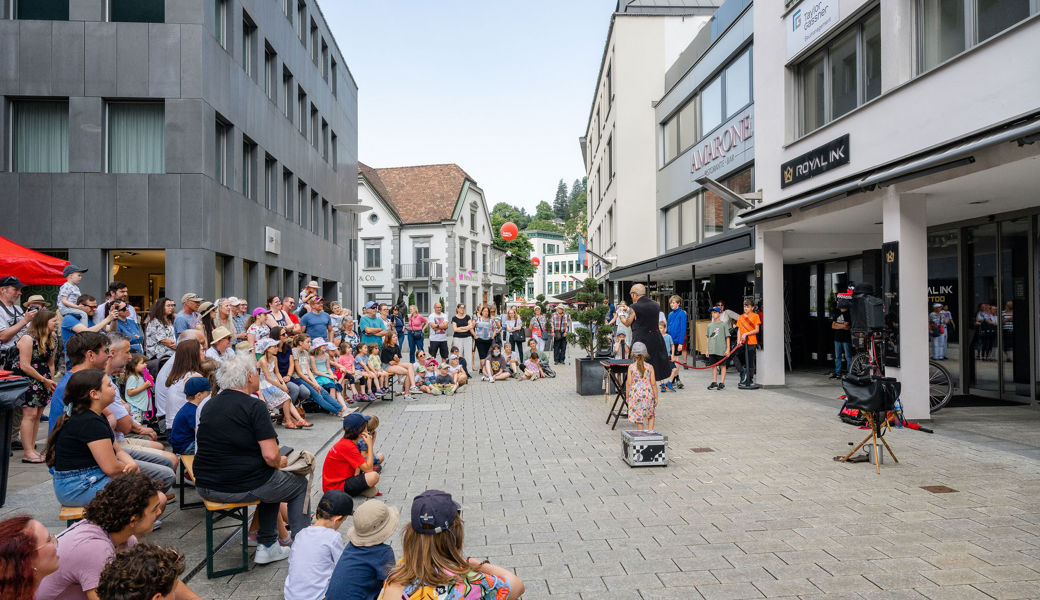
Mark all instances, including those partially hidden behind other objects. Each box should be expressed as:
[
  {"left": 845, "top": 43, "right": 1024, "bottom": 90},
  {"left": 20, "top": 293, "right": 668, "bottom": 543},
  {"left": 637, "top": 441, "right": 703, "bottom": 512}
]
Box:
[
  {"left": 322, "top": 413, "right": 380, "bottom": 498},
  {"left": 449, "top": 345, "right": 469, "bottom": 375},
  {"left": 169, "top": 377, "right": 209, "bottom": 455},
  {"left": 522, "top": 353, "right": 544, "bottom": 380},
  {"left": 365, "top": 343, "right": 390, "bottom": 395},
  {"left": 336, "top": 342, "right": 361, "bottom": 403},
  {"left": 448, "top": 354, "right": 467, "bottom": 387},
  {"left": 501, "top": 343, "right": 522, "bottom": 378},
  {"left": 433, "top": 363, "right": 457, "bottom": 395},
  {"left": 325, "top": 499, "right": 398, "bottom": 600},
  {"left": 124, "top": 353, "right": 152, "bottom": 420},
  {"left": 354, "top": 415, "right": 384, "bottom": 471},
  {"left": 283, "top": 490, "right": 354, "bottom": 600}
]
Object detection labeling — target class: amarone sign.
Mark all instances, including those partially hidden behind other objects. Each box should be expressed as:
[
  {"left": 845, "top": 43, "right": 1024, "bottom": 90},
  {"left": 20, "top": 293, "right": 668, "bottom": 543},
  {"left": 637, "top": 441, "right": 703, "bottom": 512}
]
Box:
[{"left": 689, "top": 108, "right": 753, "bottom": 181}]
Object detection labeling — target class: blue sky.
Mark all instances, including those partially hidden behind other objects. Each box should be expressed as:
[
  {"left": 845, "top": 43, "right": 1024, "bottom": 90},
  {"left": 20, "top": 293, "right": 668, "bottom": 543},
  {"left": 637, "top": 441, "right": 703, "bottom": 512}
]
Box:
[{"left": 320, "top": 1, "right": 617, "bottom": 213}]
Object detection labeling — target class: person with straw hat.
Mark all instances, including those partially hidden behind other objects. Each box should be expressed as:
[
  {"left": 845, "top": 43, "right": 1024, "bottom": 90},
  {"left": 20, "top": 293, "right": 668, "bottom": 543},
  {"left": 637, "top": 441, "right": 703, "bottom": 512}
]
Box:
[
  {"left": 324, "top": 499, "right": 399, "bottom": 600},
  {"left": 204, "top": 326, "right": 235, "bottom": 362}
]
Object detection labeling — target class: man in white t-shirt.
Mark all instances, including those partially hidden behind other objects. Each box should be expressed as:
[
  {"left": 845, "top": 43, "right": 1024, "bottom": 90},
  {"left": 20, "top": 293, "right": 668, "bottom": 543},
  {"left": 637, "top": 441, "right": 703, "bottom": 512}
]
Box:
[{"left": 427, "top": 302, "right": 451, "bottom": 360}]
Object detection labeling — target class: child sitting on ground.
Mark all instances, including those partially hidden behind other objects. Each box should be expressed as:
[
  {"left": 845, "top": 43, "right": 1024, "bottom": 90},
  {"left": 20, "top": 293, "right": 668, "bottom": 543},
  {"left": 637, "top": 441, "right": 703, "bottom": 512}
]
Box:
[
  {"left": 522, "top": 352, "right": 544, "bottom": 380},
  {"left": 449, "top": 345, "right": 469, "bottom": 375},
  {"left": 324, "top": 499, "right": 398, "bottom": 600},
  {"left": 355, "top": 415, "right": 384, "bottom": 471},
  {"left": 283, "top": 490, "right": 354, "bottom": 600},
  {"left": 169, "top": 377, "right": 209, "bottom": 455},
  {"left": 658, "top": 322, "right": 679, "bottom": 392},
  {"left": 433, "top": 363, "right": 457, "bottom": 395},
  {"left": 448, "top": 354, "right": 468, "bottom": 387},
  {"left": 322, "top": 413, "right": 380, "bottom": 498},
  {"left": 501, "top": 343, "right": 522, "bottom": 378},
  {"left": 414, "top": 357, "right": 439, "bottom": 395}
]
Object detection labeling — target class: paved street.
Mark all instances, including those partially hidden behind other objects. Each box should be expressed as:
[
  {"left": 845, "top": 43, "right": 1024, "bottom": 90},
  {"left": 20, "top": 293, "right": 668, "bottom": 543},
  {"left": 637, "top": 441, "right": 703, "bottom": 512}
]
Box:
[{"left": 6, "top": 357, "right": 1040, "bottom": 599}]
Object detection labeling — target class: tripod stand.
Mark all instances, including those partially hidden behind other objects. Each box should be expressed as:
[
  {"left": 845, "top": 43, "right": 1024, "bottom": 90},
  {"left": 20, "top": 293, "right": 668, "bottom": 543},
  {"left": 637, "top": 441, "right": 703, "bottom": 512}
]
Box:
[{"left": 839, "top": 329, "right": 900, "bottom": 474}]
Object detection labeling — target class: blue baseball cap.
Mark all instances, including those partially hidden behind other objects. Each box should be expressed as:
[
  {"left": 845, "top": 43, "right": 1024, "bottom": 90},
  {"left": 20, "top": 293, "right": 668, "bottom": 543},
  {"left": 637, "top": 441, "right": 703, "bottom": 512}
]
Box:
[
  {"left": 410, "top": 489, "right": 461, "bottom": 534},
  {"left": 184, "top": 377, "right": 211, "bottom": 397},
  {"left": 363, "top": 300, "right": 377, "bottom": 310},
  {"left": 342, "top": 412, "right": 372, "bottom": 432},
  {"left": 710, "top": 306, "right": 722, "bottom": 313}
]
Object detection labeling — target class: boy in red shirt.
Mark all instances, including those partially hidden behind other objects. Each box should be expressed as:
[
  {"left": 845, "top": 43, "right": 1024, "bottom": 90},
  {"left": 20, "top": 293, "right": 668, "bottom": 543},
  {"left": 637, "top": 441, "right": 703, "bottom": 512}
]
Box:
[{"left": 322, "top": 413, "right": 380, "bottom": 497}]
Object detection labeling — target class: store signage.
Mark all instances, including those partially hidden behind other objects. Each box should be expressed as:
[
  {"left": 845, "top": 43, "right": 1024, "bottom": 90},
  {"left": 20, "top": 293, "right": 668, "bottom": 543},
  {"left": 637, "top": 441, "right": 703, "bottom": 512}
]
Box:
[
  {"left": 358, "top": 274, "right": 378, "bottom": 282},
  {"left": 780, "top": 134, "right": 850, "bottom": 188},
  {"left": 690, "top": 109, "right": 753, "bottom": 181},
  {"left": 786, "top": 0, "right": 840, "bottom": 59}
]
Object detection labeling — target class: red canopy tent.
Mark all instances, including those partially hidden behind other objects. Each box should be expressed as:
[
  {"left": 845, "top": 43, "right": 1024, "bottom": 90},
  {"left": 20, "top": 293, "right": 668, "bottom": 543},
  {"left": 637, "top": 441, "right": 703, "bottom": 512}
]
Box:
[{"left": 0, "top": 235, "right": 69, "bottom": 286}]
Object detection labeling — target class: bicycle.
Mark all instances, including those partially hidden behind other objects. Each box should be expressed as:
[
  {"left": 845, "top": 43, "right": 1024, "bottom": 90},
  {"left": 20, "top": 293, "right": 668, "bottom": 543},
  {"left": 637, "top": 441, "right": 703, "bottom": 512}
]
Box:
[{"left": 848, "top": 330, "right": 953, "bottom": 413}]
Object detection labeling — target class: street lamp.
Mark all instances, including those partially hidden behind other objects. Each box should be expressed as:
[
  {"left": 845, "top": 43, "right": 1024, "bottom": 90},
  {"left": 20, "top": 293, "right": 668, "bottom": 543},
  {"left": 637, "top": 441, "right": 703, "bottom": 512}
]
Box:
[
  {"left": 421, "top": 257, "right": 440, "bottom": 314},
  {"left": 333, "top": 203, "right": 373, "bottom": 310}
]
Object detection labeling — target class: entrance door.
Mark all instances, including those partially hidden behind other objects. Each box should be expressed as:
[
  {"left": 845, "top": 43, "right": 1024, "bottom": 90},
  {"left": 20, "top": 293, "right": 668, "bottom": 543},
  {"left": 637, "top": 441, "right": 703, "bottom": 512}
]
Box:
[{"left": 964, "top": 219, "right": 1033, "bottom": 403}]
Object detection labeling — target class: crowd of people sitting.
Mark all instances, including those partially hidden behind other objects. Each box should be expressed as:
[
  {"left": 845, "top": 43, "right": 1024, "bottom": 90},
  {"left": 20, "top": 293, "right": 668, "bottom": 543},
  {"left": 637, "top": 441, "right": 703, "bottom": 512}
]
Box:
[{"left": 0, "top": 272, "right": 537, "bottom": 600}]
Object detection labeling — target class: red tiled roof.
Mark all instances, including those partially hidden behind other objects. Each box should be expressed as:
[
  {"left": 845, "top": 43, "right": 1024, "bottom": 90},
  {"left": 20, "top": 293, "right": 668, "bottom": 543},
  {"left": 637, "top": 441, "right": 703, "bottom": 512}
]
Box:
[
  {"left": 357, "top": 161, "right": 398, "bottom": 218},
  {"left": 369, "top": 164, "right": 475, "bottom": 225}
]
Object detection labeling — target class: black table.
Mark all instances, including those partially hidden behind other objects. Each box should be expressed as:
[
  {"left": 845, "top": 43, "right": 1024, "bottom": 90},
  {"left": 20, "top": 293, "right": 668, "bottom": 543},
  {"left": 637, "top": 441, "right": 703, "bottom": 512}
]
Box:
[{"left": 601, "top": 359, "right": 633, "bottom": 430}]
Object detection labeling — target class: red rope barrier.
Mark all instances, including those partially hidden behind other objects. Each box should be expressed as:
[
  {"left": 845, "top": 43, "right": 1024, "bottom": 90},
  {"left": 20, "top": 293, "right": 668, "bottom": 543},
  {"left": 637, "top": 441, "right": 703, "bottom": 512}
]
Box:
[{"left": 669, "top": 341, "right": 745, "bottom": 370}]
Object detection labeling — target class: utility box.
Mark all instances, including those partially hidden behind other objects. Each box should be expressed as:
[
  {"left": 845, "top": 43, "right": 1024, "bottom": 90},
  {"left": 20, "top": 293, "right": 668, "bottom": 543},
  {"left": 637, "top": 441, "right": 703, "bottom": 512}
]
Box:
[{"left": 621, "top": 430, "right": 668, "bottom": 467}]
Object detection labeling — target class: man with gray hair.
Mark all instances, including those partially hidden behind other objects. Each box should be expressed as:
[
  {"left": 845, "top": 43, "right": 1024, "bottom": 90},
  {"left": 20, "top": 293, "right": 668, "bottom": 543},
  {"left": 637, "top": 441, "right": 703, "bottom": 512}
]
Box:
[
  {"left": 154, "top": 329, "right": 206, "bottom": 427},
  {"left": 620, "top": 284, "right": 672, "bottom": 385}
]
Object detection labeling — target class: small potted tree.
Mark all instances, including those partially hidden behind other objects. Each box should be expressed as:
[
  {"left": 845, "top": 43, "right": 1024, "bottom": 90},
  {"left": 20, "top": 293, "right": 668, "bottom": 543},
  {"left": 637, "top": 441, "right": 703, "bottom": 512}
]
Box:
[{"left": 566, "top": 278, "right": 612, "bottom": 395}]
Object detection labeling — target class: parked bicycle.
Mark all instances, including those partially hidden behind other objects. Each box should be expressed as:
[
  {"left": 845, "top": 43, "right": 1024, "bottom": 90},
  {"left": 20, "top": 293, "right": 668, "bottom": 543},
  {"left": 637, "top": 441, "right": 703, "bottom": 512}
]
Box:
[{"left": 848, "top": 330, "right": 954, "bottom": 413}]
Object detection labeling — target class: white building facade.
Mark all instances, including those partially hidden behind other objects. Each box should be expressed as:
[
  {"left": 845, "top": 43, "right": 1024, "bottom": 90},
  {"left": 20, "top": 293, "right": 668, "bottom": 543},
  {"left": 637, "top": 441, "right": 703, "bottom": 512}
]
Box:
[
  {"left": 745, "top": 0, "right": 1040, "bottom": 417},
  {"left": 357, "top": 163, "right": 507, "bottom": 313},
  {"left": 582, "top": 0, "right": 722, "bottom": 291},
  {"left": 511, "top": 230, "right": 591, "bottom": 303}
]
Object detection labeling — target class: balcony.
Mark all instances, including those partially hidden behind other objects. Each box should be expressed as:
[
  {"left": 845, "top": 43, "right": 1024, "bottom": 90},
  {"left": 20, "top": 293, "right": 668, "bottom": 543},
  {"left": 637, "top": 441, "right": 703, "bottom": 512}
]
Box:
[{"left": 396, "top": 262, "right": 443, "bottom": 280}]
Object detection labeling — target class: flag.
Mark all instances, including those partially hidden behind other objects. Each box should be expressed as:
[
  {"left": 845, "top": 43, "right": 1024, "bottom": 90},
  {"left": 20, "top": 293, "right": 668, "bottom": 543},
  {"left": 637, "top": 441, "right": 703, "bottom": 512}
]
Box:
[{"left": 578, "top": 234, "right": 587, "bottom": 267}]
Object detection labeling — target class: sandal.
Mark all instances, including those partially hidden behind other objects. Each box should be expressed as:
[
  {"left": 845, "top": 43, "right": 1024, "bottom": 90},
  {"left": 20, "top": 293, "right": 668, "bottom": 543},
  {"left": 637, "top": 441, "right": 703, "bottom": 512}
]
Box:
[
  {"left": 297, "top": 420, "right": 314, "bottom": 428},
  {"left": 21, "top": 455, "right": 45, "bottom": 464},
  {"left": 283, "top": 421, "right": 298, "bottom": 429}
]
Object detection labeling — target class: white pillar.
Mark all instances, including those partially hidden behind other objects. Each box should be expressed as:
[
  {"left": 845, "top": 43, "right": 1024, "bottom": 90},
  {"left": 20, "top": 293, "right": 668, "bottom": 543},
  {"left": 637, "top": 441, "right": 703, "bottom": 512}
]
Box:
[
  {"left": 755, "top": 229, "right": 785, "bottom": 386},
  {"left": 883, "top": 189, "right": 930, "bottom": 420}
]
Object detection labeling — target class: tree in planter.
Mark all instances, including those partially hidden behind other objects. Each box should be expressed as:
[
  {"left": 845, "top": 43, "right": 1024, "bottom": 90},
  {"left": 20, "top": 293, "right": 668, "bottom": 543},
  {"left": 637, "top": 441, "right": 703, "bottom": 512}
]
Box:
[
  {"left": 565, "top": 278, "right": 611, "bottom": 359},
  {"left": 408, "top": 292, "right": 416, "bottom": 307},
  {"left": 534, "top": 294, "right": 549, "bottom": 315}
]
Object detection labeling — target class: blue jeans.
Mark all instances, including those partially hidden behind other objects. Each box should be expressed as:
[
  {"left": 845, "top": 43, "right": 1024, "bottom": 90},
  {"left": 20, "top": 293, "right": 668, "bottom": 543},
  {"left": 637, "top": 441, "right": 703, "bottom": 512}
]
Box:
[
  {"left": 52, "top": 465, "right": 111, "bottom": 507},
  {"left": 932, "top": 332, "right": 947, "bottom": 359},
  {"left": 407, "top": 331, "right": 424, "bottom": 363},
  {"left": 834, "top": 341, "right": 853, "bottom": 374},
  {"left": 291, "top": 378, "right": 341, "bottom": 414}
]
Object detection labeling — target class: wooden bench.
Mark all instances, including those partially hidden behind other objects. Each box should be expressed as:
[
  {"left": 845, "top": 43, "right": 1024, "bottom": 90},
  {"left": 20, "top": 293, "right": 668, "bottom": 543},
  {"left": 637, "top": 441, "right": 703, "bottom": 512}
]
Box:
[
  {"left": 178, "top": 455, "right": 202, "bottom": 510},
  {"left": 58, "top": 506, "right": 85, "bottom": 527},
  {"left": 203, "top": 498, "right": 259, "bottom": 579}
]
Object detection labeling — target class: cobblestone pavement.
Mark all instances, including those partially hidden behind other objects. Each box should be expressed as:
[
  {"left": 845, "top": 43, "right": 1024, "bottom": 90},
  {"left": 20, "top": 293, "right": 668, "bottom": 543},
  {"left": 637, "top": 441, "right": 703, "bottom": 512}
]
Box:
[{"left": 6, "top": 358, "right": 1040, "bottom": 599}]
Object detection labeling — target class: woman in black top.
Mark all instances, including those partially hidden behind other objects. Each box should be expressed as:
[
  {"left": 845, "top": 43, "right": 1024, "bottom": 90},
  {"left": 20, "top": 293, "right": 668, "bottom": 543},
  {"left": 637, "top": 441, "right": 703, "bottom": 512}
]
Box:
[
  {"left": 271, "top": 326, "right": 308, "bottom": 405},
  {"left": 450, "top": 304, "right": 475, "bottom": 367},
  {"left": 621, "top": 284, "right": 672, "bottom": 384},
  {"left": 389, "top": 305, "right": 405, "bottom": 344},
  {"left": 380, "top": 331, "right": 417, "bottom": 398},
  {"left": 46, "top": 369, "right": 139, "bottom": 506}
]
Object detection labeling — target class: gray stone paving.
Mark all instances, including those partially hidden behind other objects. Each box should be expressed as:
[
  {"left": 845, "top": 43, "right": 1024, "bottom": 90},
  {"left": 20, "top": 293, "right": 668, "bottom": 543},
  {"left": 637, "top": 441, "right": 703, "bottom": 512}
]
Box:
[{"left": 5, "top": 358, "right": 1040, "bottom": 599}]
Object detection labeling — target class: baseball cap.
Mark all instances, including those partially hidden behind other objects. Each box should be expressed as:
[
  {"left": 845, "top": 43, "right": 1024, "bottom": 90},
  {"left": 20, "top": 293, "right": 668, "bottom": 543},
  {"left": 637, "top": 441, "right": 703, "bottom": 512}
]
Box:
[
  {"left": 342, "top": 412, "right": 372, "bottom": 432},
  {"left": 184, "top": 377, "right": 211, "bottom": 397},
  {"left": 0, "top": 276, "right": 25, "bottom": 289},
  {"left": 181, "top": 292, "right": 203, "bottom": 304},
  {"left": 710, "top": 306, "right": 722, "bottom": 313},
  {"left": 631, "top": 342, "right": 648, "bottom": 356},
  {"left": 62, "top": 265, "right": 88, "bottom": 277},
  {"left": 410, "top": 489, "right": 460, "bottom": 534},
  {"left": 317, "top": 490, "right": 354, "bottom": 518},
  {"left": 227, "top": 296, "right": 246, "bottom": 306},
  {"left": 252, "top": 307, "right": 272, "bottom": 317},
  {"left": 364, "top": 300, "right": 377, "bottom": 310}
]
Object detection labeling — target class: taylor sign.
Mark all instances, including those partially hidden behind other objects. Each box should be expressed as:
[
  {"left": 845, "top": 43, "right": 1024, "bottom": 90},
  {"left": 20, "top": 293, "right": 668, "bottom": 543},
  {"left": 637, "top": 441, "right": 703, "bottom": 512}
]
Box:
[
  {"left": 690, "top": 110, "right": 753, "bottom": 180},
  {"left": 786, "top": 0, "right": 840, "bottom": 59}
]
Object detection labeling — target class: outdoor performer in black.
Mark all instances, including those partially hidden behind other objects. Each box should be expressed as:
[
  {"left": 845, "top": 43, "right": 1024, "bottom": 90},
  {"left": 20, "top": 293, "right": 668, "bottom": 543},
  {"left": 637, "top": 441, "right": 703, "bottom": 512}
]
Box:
[{"left": 620, "top": 284, "right": 671, "bottom": 383}]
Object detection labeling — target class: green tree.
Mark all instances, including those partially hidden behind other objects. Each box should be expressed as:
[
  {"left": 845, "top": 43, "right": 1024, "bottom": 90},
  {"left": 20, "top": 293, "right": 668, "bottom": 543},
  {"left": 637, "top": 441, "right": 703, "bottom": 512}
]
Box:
[
  {"left": 534, "top": 200, "right": 555, "bottom": 221},
  {"left": 526, "top": 219, "right": 562, "bottom": 233},
  {"left": 552, "top": 179, "right": 569, "bottom": 220},
  {"left": 491, "top": 215, "right": 537, "bottom": 295},
  {"left": 568, "top": 178, "right": 587, "bottom": 219},
  {"left": 565, "top": 278, "right": 611, "bottom": 358},
  {"left": 490, "top": 202, "right": 531, "bottom": 230}
]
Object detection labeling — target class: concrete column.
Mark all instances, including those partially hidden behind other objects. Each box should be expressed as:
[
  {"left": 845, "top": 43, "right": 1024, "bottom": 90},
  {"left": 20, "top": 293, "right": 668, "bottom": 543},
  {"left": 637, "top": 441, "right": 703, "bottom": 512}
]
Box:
[
  {"left": 68, "top": 249, "right": 105, "bottom": 300},
  {"left": 165, "top": 249, "right": 216, "bottom": 305},
  {"left": 883, "top": 189, "right": 929, "bottom": 420},
  {"left": 754, "top": 229, "right": 785, "bottom": 385}
]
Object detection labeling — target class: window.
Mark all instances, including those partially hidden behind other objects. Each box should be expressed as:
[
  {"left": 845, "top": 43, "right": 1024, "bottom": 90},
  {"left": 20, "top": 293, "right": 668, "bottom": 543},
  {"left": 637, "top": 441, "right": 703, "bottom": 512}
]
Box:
[
  {"left": 364, "top": 240, "right": 381, "bottom": 269},
  {"left": 459, "top": 242, "right": 466, "bottom": 268},
  {"left": 332, "top": 210, "right": 339, "bottom": 245},
  {"left": 242, "top": 15, "right": 256, "bottom": 79},
  {"left": 321, "top": 40, "right": 329, "bottom": 80},
  {"left": 725, "top": 48, "right": 752, "bottom": 117},
  {"left": 331, "top": 59, "right": 338, "bottom": 96},
  {"left": 470, "top": 208, "right": 478, "bottom": 233},
  {"left": 111, "top": 0, "right": 163, "bottom": 22},
  {"left": 919, "top": 0, "right": 1034, "bottom": 73},
  {"left": 282, "top": 68, "right": 293, "bottom": 119},
  {"left": 414, "top": 242, "right": 431, "bottom": 276},
  {"left": 12, "top": 100, "right": 68, "bottom": 172},
  {"left": 797, "top": 8, "right": 882, "bottom": 134},
  {"left": 264, "top": 44, "right": 277, "bottom": 101},
  {"left": 215, "top": 0, "right": 228, "bottom": 49},
  {"left": 265, "top": 155, "right": 277, "bottom": 211},
  {"left": 15, "top": 0, "right": 68, "bottom": 19},
  {"left": 663, "top": 116, "right": 679, "bottom": 163},
  {"left": 297, "top": 1, "right": 307, "bottom": 44},
  {"left": 976, "top": 0, "right": 1030, "bottom": 42},
  {"left": 283, "top": 169, "right": 294, "bottom": 220},
  {"left": 311, "top": 20, "right": 320, "bottom": 64},
  {"left": 297, "top": 87, "right": 307, "bottom": 135},
  {"left": 242, "top": 138, "right": 256, "bottom": 200},
  {"left": 310, "top": 191, "right": 319, "bottom": 234},
  {"left": 606, "top": 64, "right": 613, "bottom": 103},
  {"left": 703, "top": 189, "right": 724, "bottom": 239},
  {"left": 214, "top": 118, "right": 230, "bottom": 186},
  {"left": 311, "top": 105, "right": 319, "bottom": 149},
  {"left": 297, "top": 181, "right": 307, "bottom": 227},
  {"left": 322, "top": 198, "right": 330, "bottom": 240},
  {"left": 331, "top": 132, "right": 338, "bottom": 170},
  {"left": 283, "top": 0, "right": 292, "bottom": 19},
  {"left": 700, "top": 76, "right": 722, "bottom": 136},
  {"left": 664, "top": 205, "right": 680, "bottom": 250},
  {"left": 681, "top": 197, "right": 697, "bottom": 246},
  {"left": 606, "top": 137, "right": 614, "bottom": 180},
  {"left": 321, "top": 120, "right": 329, "bottom": 161},
  {"left": 108, "top": 102, "right": 164, "bottom": 174},
  {"left": 415, "top": 291, "right": 430, "bottom": 314},
  {"left": 470, "top": 244, "right": 477, "bottom": 272},
  {"left": 726, "top": 167, "right": 753, "bottom": 229}
]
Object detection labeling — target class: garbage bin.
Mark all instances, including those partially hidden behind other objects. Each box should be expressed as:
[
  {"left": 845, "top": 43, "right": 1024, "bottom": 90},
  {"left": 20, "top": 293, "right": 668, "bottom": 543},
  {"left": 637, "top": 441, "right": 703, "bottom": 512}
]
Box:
[{"left": 0, "top": 374, "right": 30, "bottom": 508}]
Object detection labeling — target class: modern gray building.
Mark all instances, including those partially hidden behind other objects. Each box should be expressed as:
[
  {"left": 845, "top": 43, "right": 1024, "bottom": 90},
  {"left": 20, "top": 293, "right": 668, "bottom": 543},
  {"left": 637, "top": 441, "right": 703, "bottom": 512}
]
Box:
[{"left": 0, "top": 0, "right": 358, "bottom": 310}]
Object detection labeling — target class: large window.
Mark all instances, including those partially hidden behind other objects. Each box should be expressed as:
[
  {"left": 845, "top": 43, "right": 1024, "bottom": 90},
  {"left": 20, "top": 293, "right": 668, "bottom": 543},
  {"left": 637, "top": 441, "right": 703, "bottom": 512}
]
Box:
[
  {"left": 797, "top": 9, "right": 881, "bottom": 134},
  {"left": 12, "top": 101, "right": 68, "bottom": 173},
  {"left": 297, "top": 181, "right": 307, "bottom": 227},
  {"left": 331, "top": 59, "right": 339, "bottom": 97},
  {"left": 15, "top": 0, "right": 68, "bottom": 20},
  {"left": 108, "top": 103, "right": 164, "bottom": 174},
  {"left": 215, "top": 0, "right": 228, "bottom": 49},
  {"left": 298, "top": 87, "right": 307, "bottom": 136},
  {"left": 322, "top": 198, "right": 330, "bottom": 240},
  {"left": 414, "top": 242, "right": 431, "bottom": 276},
  {"left": 283, "top": 169, "right": 294, "bottom": 220},
  {"left": 725, "top": 49, "right": 752, "bottom": 117},
  {"left": 700, "top": 77, "right": 723, "bottom": 136},
  {"left": 214, "top": 118, "right": 229, "bottom": 185},
  {"left": 242, "top": 15, "right": 257, "bottom": 79},
  {"left": 364, "top": 240, "right": 381, "bottom": 269},
  {"left": 919, "top": 0, "right": 1035, "bottom": 73},
  {"left": 265, "top": 44, "right": 277, "bottom": 101},
  {"left": 265, "top": 155, "right": 277, "bottom": 211},
  {"left": 282, "top": 68, "right": 293, "bottom": 119},
  {"left": 242, "top": 138, "right": 256, "bottom": 200},
  {"left": 702, "top": 190, "right": 725, "bottom": 239},
  {"left": 331, "top": 132, "right": 338, "bottom": 170},
  {"left": 110, "top": 0, "right": 163, "bottom": 22}
]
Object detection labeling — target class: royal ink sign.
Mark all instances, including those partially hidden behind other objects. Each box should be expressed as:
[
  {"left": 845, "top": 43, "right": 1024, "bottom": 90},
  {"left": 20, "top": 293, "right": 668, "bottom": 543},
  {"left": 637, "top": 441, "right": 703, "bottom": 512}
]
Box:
[
  {"left": 786, "top": 0, "right": 840, "bottom": 59},
  {"left": 780, "top": 134, "right": 850, "bottom": 188}
]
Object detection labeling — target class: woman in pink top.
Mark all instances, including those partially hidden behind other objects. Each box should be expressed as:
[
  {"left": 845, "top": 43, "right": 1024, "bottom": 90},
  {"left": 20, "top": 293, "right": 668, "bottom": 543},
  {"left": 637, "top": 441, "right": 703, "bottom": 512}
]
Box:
[{"left": 405, "top": 304, "right": 428, "bottom": 363}]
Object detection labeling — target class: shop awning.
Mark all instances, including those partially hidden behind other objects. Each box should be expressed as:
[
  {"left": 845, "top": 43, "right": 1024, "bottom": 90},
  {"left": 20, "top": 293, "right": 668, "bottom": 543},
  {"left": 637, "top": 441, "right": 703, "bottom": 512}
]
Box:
[
  {"left": 607, "top": 229, "right": 754, "bottom": 281},
  {"left": 0, "top": 235, "right": 69, "bottom": 285}
]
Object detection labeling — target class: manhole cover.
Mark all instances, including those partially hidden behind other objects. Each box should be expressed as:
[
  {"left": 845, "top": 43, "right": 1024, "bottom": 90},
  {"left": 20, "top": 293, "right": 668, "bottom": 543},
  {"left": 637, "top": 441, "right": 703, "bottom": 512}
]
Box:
[
  {"left": 921, "top": 485, "right": 958, "bottom": 493},
  {"left": 404, "top": 404, "right": 452, "bottom": 412},
  {"left": 690, "top": 448, "right": 715, "bottom": 453}
]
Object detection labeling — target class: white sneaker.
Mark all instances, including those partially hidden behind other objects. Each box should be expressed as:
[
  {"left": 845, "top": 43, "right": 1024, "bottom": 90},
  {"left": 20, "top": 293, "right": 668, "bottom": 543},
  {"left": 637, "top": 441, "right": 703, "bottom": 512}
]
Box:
[
  {"left": 254, "top": 542, "right": 291, "bottom": 565},
  {"left": 403, "top": 394, "right": 415, "bottom": 401}
]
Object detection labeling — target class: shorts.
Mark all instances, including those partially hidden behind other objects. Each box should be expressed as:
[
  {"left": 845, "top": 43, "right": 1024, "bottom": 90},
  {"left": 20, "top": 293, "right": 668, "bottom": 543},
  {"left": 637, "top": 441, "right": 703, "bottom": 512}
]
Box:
[
  {"left": 342, "top": 472, "right": 371, "bottom": 496},
  {"left": 708, "top": 354, "right": 727, "bottom": 368},
  {"left": 424, "top": 375, "right": 437, "bottom": 386}
]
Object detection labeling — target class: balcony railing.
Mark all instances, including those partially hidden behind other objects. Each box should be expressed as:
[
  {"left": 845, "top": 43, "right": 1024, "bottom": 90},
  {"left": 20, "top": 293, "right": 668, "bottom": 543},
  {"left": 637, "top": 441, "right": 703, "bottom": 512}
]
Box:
[{"left": 396, "top": 262, "right": 443, "bottom": 280}]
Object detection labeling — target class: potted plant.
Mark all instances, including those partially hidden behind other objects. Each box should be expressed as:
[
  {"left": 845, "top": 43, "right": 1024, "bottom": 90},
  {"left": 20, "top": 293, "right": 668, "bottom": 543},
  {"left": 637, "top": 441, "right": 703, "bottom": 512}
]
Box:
[{"left": 566, "top": 278, "right": 612, "bottom": 395}]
